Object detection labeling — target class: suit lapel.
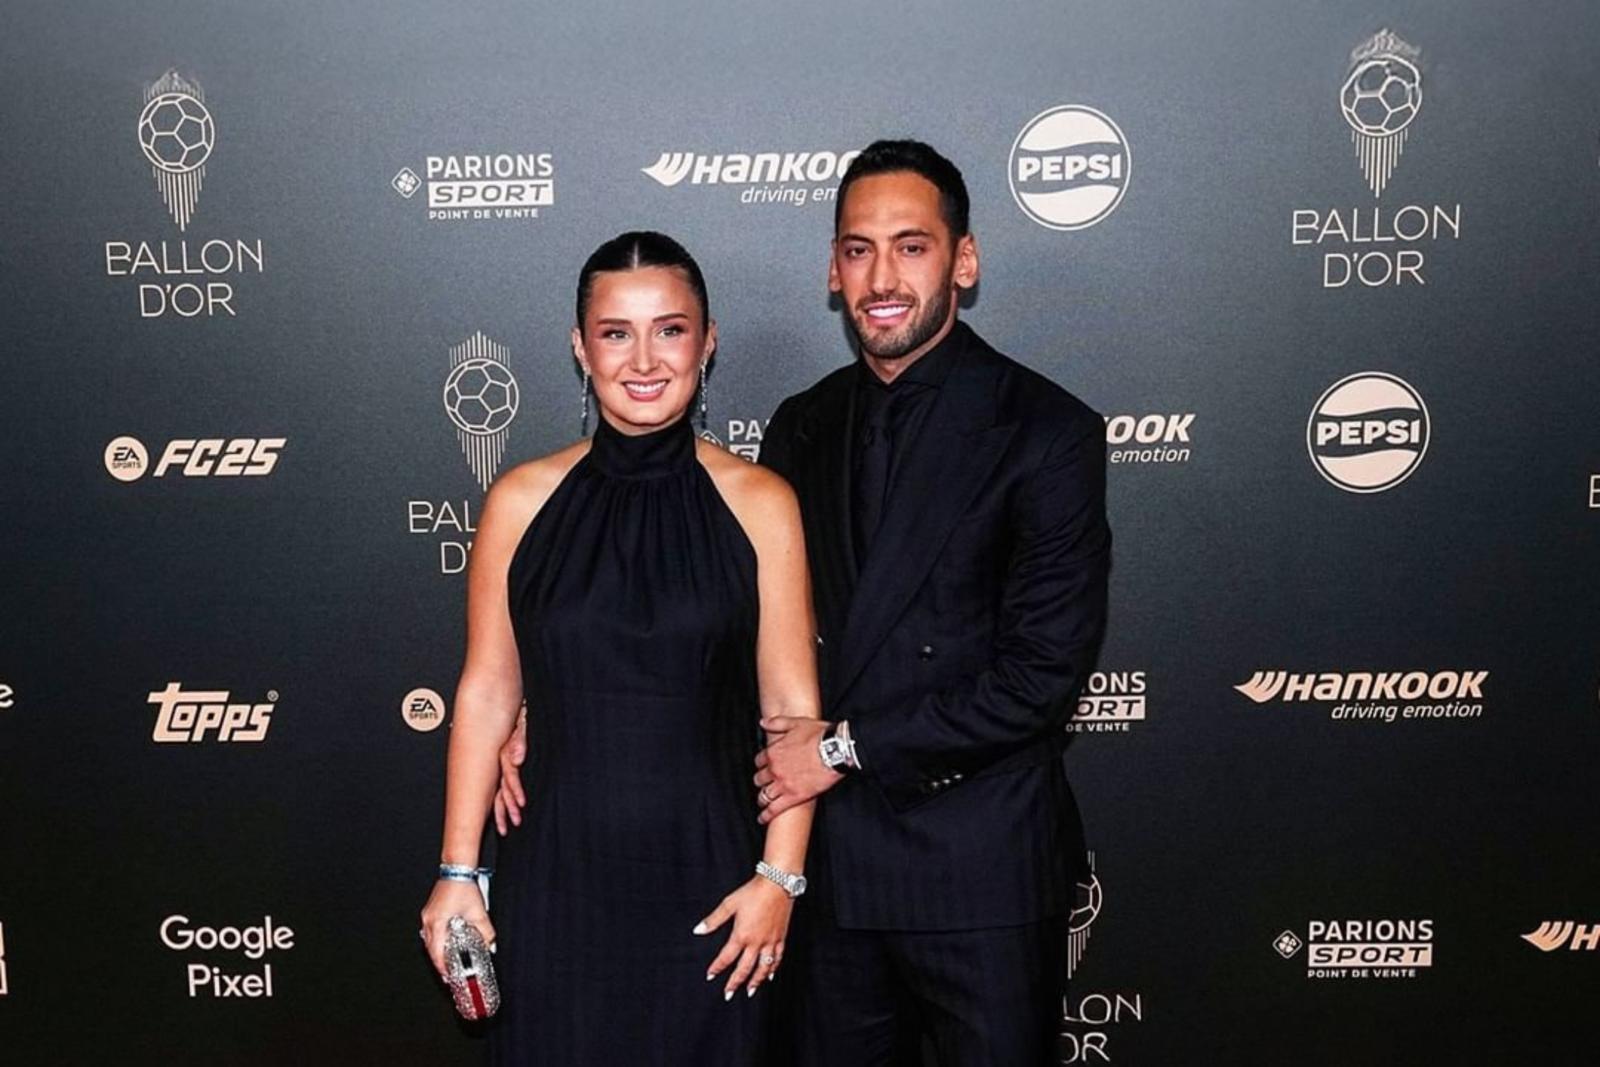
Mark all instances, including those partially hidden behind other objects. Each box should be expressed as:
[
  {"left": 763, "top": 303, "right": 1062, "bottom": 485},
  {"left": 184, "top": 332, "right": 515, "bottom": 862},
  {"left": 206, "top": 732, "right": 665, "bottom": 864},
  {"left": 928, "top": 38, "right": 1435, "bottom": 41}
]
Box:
[{"left": 831, "top": 339, "right": 1016, "bottom": 703}]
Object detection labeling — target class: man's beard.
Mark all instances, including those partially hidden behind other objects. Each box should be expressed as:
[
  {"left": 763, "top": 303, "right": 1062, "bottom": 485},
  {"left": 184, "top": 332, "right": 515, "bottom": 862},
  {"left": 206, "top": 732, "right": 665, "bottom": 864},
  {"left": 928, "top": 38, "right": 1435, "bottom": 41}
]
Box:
[{"left": 853, "top": 279, "right": 954, "bottom": 361}]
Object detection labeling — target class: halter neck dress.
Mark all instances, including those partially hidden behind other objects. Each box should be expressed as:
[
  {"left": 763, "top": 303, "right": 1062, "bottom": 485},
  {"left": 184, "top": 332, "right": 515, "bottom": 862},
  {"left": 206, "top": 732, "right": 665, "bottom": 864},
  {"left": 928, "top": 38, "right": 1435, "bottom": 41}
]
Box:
[{"left": 490, "top": 413, "right": 768, "bottom": 1063}]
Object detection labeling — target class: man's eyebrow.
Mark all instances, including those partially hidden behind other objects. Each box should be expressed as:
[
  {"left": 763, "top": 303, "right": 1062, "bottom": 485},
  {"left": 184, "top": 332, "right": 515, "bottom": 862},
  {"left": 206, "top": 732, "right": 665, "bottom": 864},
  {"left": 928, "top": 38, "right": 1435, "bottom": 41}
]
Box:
[{"left": 837, "top": 227, "right": 937, "bottom": 243}]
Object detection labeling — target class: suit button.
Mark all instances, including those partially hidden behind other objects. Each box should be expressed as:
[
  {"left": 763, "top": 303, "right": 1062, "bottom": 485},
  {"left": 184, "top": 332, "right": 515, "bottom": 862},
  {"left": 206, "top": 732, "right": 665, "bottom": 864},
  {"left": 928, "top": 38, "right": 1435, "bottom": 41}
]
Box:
[
  {"left": 919, "top": 779, "right": 938, "bottom": 795},
  {"left": 918, "top": 645, "right": 936, "bottom": 660}
]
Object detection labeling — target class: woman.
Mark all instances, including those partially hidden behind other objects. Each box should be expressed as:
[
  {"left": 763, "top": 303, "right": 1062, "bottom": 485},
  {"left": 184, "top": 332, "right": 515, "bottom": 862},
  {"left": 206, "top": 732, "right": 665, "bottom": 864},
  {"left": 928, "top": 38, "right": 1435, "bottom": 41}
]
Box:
[{"left": 419, "top": 231, "right": 819, "bottom": 1063}]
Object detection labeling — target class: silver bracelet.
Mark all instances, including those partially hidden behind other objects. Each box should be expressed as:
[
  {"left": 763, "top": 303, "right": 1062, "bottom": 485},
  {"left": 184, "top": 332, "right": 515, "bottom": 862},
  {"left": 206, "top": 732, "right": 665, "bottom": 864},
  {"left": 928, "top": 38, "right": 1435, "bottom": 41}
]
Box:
[{"left": 755, "top": 861, "right": 808, "bottom": 899}]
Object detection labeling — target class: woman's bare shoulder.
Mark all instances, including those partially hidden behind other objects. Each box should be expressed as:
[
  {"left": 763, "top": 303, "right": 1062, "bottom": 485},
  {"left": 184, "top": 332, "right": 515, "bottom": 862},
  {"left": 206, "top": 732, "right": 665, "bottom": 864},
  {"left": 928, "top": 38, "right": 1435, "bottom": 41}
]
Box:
[{"left": 484, "top": 439, "right": 591, "bottom": 530}]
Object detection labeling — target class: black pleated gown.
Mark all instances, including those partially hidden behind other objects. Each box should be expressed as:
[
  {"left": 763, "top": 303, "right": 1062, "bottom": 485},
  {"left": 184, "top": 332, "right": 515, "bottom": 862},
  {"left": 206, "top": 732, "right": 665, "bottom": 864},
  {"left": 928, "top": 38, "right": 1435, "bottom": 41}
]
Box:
[{"left": 490, "top": 414, "right": 768, "bottom": 1064}]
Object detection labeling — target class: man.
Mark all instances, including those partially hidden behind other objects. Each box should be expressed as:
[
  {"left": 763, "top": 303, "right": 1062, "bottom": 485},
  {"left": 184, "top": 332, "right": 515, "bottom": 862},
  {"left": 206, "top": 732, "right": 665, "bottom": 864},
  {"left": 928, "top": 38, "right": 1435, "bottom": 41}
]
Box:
[
  {"left": 496, "top": 140, "right": 1108, "bottom": 1064},
  {"left": 752, "top": 140, "right": 1110, "bottom": 1065}
]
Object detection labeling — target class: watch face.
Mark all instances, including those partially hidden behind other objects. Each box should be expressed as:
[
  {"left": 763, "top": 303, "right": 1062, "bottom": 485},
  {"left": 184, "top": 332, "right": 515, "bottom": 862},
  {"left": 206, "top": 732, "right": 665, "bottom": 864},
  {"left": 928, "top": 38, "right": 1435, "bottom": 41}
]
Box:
[
  {"left": 820, "top": 738, "right": 845, "bottom": 767},
  {"left": 793, "top": 875, "right": 807, "bottom": 895}
]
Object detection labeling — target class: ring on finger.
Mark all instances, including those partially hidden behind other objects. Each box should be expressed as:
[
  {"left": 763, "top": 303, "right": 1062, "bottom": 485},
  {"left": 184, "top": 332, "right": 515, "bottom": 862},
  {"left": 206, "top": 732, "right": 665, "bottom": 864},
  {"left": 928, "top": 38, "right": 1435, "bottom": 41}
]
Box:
[
  {"left": 758, "top": 953, "right": 776, "bottom": 965},
  {"left": 758, "top": 786, "right": 772, "bottom": 805}
]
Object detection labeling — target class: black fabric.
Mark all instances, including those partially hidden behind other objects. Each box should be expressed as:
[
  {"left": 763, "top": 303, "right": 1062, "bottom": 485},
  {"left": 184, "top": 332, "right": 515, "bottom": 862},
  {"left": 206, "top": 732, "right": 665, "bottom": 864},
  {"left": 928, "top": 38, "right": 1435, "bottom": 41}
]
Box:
[
  {"left": 791, "top": 909, "right": 1070, "bottom": 1067},
  {"left": 761, "top": 323, "right": 1105, "bottom": 930},
  {"left": 851, "top": 384, "right": 896, "bottom": 564},
  {"left": 490, "top": 413, "right": 768, "bottom": 1063}
]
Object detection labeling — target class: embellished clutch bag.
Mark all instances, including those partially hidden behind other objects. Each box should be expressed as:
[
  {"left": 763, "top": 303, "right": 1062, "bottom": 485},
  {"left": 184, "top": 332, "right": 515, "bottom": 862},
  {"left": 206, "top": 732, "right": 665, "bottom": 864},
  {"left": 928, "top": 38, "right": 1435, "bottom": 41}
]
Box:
[{"left": 444, "top": 915, "right": 500, "bottom": 1020}]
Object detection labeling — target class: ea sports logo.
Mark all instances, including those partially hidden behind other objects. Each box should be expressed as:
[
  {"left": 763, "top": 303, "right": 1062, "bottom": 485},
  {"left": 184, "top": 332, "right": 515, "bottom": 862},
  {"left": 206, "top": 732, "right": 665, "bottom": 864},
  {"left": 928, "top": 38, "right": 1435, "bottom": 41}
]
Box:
[
  {"left": 1340, "top": 56, "right": 1421, "bottom": 138},
  {"left": 138, "top": 91, "right": 215, "bottom": 174},
  {"left": 401, "top": 687, "right": 447, "bottom": 733},
  {"left": 1009, "top": 106, "right": 1130, "bottom": 231},
  {"left": 105, "top": 436, "right": 150, "bottom": 481},
  {"left": 443, "top": 358, "right": 519, "bottom": 435},
  {"left": 1307, "top": 372, "right": 1429, "bottom": 493}
]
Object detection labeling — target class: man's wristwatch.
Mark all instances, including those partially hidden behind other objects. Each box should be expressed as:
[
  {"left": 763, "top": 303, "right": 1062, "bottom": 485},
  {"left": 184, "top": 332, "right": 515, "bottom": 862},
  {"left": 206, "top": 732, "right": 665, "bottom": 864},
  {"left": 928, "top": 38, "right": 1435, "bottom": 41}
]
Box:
[
  {"left": 818, "top": 720, "right": 861, "bottom": 773},
  {"left": 755, "top": 861, "right": 807, "bottom": 898}
]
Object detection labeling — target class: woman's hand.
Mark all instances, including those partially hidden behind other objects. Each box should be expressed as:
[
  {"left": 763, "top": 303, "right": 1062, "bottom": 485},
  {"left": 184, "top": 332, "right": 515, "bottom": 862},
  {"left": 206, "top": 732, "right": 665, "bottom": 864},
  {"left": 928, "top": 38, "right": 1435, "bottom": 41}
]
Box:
[
  {"left": 419, "top": 879, "right": 495, "bottom": 980},
  {"left": 695, "top": 876, "right": 793, "bottom": 1000}
]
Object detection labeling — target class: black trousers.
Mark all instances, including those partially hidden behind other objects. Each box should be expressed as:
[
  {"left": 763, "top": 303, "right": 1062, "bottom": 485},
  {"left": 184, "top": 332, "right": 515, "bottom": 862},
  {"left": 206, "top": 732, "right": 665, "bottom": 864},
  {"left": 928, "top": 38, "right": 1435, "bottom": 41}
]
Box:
[{"left": 787, "top": 909, "right": 1069, "bottom": 1067}]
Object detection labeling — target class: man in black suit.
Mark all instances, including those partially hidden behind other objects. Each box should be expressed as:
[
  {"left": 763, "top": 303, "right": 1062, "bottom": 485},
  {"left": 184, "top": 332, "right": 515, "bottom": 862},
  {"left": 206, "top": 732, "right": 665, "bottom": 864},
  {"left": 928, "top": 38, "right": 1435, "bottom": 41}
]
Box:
[{"left": 752, "top": 140, "right": 1110, "bottom": 1066}]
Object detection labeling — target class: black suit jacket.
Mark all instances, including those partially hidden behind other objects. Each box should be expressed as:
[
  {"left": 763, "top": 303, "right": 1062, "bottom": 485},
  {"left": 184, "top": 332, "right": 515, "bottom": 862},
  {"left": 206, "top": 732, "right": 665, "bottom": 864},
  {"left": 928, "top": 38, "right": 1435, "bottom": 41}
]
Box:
[{"left": 761, "top": 322, "right": 1109, "bottom": 930}]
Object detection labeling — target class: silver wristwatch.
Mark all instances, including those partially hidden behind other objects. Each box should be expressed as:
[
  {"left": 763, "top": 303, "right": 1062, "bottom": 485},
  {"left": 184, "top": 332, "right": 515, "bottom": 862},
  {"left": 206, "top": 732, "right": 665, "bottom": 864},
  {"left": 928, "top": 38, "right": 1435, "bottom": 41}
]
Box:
[
  {"left": 755, "top": 861, "right": 807, "bottom": 899},
  {"left": 818, "top": 720, "right": 861, "bottom": 772}
]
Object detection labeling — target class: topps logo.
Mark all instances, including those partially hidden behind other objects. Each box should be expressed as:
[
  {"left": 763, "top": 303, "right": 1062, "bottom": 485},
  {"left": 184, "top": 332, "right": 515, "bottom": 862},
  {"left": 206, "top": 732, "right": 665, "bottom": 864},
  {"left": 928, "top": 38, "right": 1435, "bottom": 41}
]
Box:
[{"left": 149, "top": 682, "right": 275, "bottom": 743}]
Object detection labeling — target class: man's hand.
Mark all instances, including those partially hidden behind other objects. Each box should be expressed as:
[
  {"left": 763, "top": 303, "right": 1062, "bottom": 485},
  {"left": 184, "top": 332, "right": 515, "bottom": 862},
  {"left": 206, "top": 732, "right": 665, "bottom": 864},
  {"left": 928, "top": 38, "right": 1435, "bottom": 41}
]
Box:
[
  {"left": 493, "top": 713, "right": 527, "bottom": 835},
  {"left": 754, "top": 716, "right": 842, "bottom": 825}
]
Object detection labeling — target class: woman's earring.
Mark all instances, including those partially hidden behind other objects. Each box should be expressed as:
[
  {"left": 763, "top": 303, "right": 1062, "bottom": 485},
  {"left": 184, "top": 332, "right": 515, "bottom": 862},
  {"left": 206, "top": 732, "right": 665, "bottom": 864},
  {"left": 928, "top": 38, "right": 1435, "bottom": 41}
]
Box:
[
  {"left": 579, "top": 366, "right": 591, "bottom": 436},
  {"left": 697, "top": 362, "right": 709, "bottom": 433}
]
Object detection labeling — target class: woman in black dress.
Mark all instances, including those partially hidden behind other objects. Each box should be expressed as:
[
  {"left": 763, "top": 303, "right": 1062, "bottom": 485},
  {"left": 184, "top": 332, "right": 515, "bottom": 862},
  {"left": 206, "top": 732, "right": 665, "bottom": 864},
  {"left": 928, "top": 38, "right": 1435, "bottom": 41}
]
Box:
[{"left": 420, "top": 232, "right": 819, "bottom": 1063}]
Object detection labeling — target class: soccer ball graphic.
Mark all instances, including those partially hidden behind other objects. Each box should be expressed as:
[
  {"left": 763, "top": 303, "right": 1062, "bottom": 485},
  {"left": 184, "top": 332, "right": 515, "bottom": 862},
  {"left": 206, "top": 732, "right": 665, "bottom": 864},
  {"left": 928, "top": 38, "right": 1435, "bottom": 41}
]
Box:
[
  {"left": 1067, "top": 873, "right": 1102, "bottom": 934},
  {"left": 1340, "top": 56, "right": 1421, "bottom": 137},
  {"left": 444, "top": 359, "right": 520, "bottom": 435},
  {"left": 138, "top": 92, "right": 215, "bottom": 173}
]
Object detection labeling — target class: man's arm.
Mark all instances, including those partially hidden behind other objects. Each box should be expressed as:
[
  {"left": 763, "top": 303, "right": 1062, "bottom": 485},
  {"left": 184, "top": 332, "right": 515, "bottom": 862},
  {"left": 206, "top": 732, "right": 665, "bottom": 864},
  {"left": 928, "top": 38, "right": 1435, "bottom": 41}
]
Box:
[{"left": 857, "top": 414, "right": 1109, "bottom": 811}]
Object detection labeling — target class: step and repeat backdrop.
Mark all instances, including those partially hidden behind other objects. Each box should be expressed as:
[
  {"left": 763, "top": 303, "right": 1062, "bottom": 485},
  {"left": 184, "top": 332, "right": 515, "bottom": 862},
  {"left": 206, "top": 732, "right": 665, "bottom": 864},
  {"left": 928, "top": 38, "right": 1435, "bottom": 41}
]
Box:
[{"left": 2, "top": 0, "right": 1597, "bottom": 1063}]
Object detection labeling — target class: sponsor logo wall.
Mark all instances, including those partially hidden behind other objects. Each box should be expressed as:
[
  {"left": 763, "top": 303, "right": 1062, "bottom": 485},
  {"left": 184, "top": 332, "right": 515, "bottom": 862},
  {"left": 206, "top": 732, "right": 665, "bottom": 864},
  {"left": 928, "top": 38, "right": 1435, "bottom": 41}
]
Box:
[{"left": 5, "top": 2, "right": 1598, "bottom": 1064}]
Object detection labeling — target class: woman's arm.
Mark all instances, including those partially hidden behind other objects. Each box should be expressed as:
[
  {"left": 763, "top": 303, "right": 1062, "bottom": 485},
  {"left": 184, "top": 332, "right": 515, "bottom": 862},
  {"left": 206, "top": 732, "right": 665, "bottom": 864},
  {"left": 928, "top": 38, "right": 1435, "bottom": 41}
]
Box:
[
  {"left": 419, "top": 451, "right": 578, "bottom": 977},
  {"left": 696, "top": 452, "right": 821, "bottom": 998}
]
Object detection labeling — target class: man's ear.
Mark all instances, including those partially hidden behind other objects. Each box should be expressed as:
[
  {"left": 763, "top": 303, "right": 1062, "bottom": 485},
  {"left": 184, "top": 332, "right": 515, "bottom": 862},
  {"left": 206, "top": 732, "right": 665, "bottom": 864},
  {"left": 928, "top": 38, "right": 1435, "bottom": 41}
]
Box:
[{"left": 954, "top": 233, "right": 980, "bottom": 290}]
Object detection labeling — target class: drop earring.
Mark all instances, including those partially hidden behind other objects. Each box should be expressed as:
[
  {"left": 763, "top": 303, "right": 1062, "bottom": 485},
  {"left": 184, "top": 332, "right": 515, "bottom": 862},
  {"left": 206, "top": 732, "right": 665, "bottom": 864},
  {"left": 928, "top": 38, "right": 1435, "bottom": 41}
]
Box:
[
  {"left": 579, "top": 366, "right": 591, "bottom": 436},
  {"left": 697, "top": 361, "right": 709, "bottom": 433}
]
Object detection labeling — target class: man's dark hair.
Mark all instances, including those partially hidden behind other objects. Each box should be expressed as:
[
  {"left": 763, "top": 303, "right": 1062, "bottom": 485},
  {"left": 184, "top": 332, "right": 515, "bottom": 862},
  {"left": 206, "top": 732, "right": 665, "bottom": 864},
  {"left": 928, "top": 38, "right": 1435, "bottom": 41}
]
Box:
[
  {"left": 834, "top": 140, "right": 971, "bottom": 239},
  {"left": 576, "top": 230, "right": 710, "bottom": 334}
]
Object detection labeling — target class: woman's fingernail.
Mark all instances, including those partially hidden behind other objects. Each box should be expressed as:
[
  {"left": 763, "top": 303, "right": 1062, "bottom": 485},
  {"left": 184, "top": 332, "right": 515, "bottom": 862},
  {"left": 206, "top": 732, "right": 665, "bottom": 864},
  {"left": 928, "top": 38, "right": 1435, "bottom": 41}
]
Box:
[
  {"left": 724, "top": 989, "right": 735, "bottom": 1002},
  {"left": 746, "top": 986, "right": 756, "bottom": 998},
  {"left": 706, "top": 972, "right": 716, "bottom": 982},
  {"left": 693, "top": 922, "right": 709, "bottom": 935}
]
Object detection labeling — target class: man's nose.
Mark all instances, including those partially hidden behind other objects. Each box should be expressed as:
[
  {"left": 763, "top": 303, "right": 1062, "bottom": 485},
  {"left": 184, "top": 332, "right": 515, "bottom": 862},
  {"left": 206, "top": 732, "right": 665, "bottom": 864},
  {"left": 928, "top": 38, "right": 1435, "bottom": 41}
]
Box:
[{"left": 869, "top": 253, "right": 899, "bottom": 295}]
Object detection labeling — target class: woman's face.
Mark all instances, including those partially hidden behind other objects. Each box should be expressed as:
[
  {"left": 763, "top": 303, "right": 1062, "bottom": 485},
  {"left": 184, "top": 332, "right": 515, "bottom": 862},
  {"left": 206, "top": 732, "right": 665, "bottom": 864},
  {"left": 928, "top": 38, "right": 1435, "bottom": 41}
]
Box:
[{"left": 574, "top": 266, "right": 715, "bottom": 436}]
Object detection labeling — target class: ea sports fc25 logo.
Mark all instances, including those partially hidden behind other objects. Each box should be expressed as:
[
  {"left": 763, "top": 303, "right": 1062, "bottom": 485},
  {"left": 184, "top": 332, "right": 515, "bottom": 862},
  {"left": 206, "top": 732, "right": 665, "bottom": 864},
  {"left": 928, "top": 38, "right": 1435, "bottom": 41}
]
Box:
[
  {"left": 105, "top": 436, "right": 285, "bottom": 481},
  {"left": 1009, "top": 106, "right": 1130, "bottom": 231}
]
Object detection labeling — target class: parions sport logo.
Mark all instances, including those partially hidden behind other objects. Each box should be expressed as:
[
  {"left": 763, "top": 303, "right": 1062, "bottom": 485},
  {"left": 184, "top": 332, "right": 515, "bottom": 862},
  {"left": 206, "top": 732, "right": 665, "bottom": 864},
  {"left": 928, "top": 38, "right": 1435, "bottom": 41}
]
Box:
[
  {"left": 147, "top": 682, "right": 276, "bottom": 743},
  {"left": 1289, "top": 31, "right": 1464, "bottom": 288},
  {"left": 103, "top": 70, "right": 268, "bottom": 318},
  {"left": 1274, "top": 919, "right": 1434, "bottom": 980},
  {"left": 1071, "top": 671, "right": 1146, "bottom": 733},
  {"left": 640, "top": 149, "right": 861, "bottom": 208},
  {"left": 104, "top": 436, "right": 285, "bottom": 482},
  {"left": 391, "top": 153, "right": 554, "bottom": 222},
  {"left": 1235, "top": 668, "right": 1486, "bottom": 723},
  {"left": 1009, "top": 106, "right": 1130, "bottom": 231},
  {"left": 1307, "top": 373, "right": 1427, "bottom": 493}
]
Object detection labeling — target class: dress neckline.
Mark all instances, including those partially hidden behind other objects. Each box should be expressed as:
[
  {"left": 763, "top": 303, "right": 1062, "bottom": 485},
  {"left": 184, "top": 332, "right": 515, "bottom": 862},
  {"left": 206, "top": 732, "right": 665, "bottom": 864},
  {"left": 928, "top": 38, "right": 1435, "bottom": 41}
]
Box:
[{"left": 588, "top": 413, "right": 698, "bottom": 479}]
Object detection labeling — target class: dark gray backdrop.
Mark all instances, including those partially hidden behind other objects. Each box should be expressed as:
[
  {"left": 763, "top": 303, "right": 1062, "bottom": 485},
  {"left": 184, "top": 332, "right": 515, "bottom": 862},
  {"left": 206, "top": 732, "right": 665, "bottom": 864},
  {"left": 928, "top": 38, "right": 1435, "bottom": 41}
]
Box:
[{"left": 2, "top": 0, "right": 1597, "bottom": 1063}]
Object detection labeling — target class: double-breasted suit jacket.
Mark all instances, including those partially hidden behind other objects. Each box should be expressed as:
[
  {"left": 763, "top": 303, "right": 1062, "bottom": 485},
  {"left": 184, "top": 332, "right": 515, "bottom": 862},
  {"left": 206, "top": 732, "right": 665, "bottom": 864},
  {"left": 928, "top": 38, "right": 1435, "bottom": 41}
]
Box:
[{"left": 761, "top": 322, "right": 1110, "bottom": 931}]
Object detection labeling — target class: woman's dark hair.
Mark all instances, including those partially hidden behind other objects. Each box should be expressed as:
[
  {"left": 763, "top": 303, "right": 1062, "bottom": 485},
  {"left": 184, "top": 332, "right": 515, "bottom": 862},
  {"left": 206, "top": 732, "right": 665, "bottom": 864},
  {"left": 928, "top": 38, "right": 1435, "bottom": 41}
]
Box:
[
  {"left": 575, "top": 231, "right": 710, "bottom": 335},
  {"left": 834, "top": 139, "right": 971, "bottom": 239}
]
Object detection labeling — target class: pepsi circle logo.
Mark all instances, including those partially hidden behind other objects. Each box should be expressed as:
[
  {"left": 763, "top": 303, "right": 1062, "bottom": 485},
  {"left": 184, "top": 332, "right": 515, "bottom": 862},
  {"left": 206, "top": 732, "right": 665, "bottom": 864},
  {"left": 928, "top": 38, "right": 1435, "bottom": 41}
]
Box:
[
  {"left": 1307, "top": 372, "right": 1429, "bottom": 493},
  {"left": 1009, "top": 106, "right": 1131, "bottom": 231}
]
